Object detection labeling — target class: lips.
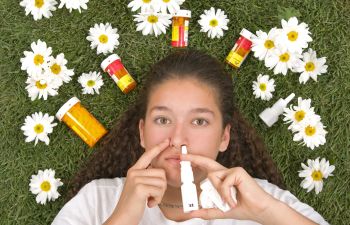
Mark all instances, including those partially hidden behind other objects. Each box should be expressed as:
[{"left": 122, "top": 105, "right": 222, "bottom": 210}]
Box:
[{"left": 165, "top": 155, "right": 181, "bottom": 165}]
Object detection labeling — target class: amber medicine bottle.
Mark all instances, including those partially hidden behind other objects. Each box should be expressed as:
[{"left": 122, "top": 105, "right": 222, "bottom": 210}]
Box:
[
  {"left": 171, "top": 10, "right": 191, "bottom": 48},
  {"left": 101, "top": 54, "right": 137, "bottom": 94},
  {"left": 56, "top": 97, "right": 108, "bottom": 147},
  {"left": 226, "top": 28, "right": 253, "bottom": 68}
]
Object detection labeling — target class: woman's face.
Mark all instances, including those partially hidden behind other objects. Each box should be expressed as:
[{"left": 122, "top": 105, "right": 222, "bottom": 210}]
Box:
[{"left": 139, "top": 78, "right": 231, "bottom": 187}]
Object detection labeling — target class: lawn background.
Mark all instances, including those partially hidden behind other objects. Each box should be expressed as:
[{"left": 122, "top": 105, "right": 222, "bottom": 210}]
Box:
[{"left": 0, "top": 0, "right": 349, "bottom": 224}]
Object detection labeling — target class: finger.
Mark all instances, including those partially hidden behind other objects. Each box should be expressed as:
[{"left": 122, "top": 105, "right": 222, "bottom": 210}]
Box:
[
  {"left": 133, "top": 139, "right": 170, "bottom": 169},
  {"left": 134, "top": 176, "right": 167, "bottom": 190},
  {"left": 220, "top": 169, "right": 245, "bottom": 207},
  {"left": 180, "top": 153, "right": 226, "bottom": 172},
  {"left": 188, "top": 208, "right": 226, "bottom": 220},
  {"left": 135, "top": 184, "right": 165, "bottom": 208}
]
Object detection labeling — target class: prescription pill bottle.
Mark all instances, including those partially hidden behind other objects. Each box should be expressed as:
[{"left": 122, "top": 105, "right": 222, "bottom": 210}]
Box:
[
  {"left": 171, "top": 10, "right": 191, "bottom": 48},
  {"left": 226, "top": 28, "right": 253, "bottom": 69},
  {"left": 101, "top": 54, "right": 137, "bottom": 94},
  {"left": 56, "top": 97, "right": 108, "bottom": 148}
]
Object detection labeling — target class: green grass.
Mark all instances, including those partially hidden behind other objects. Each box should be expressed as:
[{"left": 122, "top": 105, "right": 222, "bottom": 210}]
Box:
[{"left": 1, "top": 0, "right": 349, "bottom": 224}]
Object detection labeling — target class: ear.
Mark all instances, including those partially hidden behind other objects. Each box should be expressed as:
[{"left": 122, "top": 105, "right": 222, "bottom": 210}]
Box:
[
  {"left": 139, "top": 119, "right": 145, "bottom": 148},
  {"left": 219, "top": 124, "right": 231, "bottom": 152}
]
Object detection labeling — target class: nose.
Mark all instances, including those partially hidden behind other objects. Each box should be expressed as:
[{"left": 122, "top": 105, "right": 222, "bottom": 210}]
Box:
[{"left": 169, "top": 123, "right": 187, "bottom": 151}]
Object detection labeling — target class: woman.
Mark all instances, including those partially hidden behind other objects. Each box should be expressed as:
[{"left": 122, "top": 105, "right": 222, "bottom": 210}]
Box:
[{"left": 52, "top": 50, "right": 328, "bottom": 225}]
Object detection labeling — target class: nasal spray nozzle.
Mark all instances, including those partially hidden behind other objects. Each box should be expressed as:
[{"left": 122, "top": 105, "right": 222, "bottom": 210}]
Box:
[
  {"left": 180, "top": 145, "right": 199, "bottom": 212},
  {"left": 259, "top": 93, "right": 295, "bottom": 127},
  {"left": 180, "top": 145, "right": 238, "bottom": 213}
]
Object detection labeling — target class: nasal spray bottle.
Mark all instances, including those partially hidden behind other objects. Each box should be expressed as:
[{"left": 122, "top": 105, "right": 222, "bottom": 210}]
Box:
[
  {"left": 180, "top": 145, "right": 199, "bottom": 213},
  {"left": 259, "top": 93, "right": 295, "bottom": 127}
]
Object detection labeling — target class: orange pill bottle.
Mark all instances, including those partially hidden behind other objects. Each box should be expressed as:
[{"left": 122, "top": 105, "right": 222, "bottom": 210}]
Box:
[
  {"left": 171, "top": 10, "right": 191, "bottom": 48},
  {"left": 226, "top": 28, "right": 253, "bottom": 69},
  {"left": 101, "top": 54, "right": 137, "bottom": 94},
  {"left": 56, "top": 97, "right": 108, "bottom": 147}
]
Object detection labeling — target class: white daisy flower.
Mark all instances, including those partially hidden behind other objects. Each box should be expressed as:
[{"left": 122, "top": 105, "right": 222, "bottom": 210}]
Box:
[
  {"left": 20, "top": 39, "right": 52, "bottom": 76},
  {"left": 45, "top": 53, "right": 74, "bottom": 86},
  {"left": 153, "top": 0, "right": 185, "bottom": 14},
  {"left": 283, "top": 97, "right": 320, "bottom": 132},
  {"left": 198, "top": 7, "right": 229, "bottom": 39},
  {"left": 133, "top": 11, "right": 172, "bottom": 36},
  {"left": 21, "top": 112, "right": 57, "bottom": 145},
  {"left": 294, "top": 48, "right": 328, "bottom": 84},
  {"left": 128, "top": 0, "right": 157, "bottom": 13},
  {"left": 58, "top": 0, "right": 89, "bottom": 13},
  {"left": 276, "top": 17, "right": 312, "bottom": 54},
  {"left": 29, "top": 169, "right": 63, "bottom": 204},
  {"left": 264, "top": 46, "right": 301, "bottom": 75},
  {"left": 86, "top": 23, "right": 120, "bottom": 55},
  {"left": 252, "top": 74, "right": 275, "bottom": 101},
  {"left": 292, "top": 116, "right": 327, "bottom": 150},
  {"left": 299, "top": 157, "right": 335, "bottom": 194},
  {"left": 20, "top": 0, "right": 57, "bottom": 20},
  {"left": 251, "top": 28, "right": 281, "bottom": 61},
  {"left": 78, "top": 71, "right": 104, "bottom": 95},
  {"left": 25, "top": 73, "right": 60, "bottom": 101}
]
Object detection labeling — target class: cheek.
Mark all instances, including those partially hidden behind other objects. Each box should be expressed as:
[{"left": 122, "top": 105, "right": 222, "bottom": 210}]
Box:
[
  {"left": 143, "top": 122, "right": 171, "bottom": 149},
  {"left": 187, "top": 128, "right": 223, "bottom": 159}
]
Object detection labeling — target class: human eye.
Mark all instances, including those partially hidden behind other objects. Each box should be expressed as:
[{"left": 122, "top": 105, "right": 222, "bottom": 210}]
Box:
[
  {"left": 154, "top": 116, "right": 171, "bottom": 125},
  {"left": 192, "top": 118, "right": 209, "bottom": 126}
]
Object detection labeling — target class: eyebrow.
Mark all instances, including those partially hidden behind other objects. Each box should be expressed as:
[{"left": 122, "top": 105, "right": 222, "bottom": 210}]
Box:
[{"left": 150, "top": 106, "right": 215, "bottom": 116}]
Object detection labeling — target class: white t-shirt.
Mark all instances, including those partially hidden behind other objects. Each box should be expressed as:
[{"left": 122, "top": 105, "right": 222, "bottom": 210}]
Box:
[{"left": 51, "top": 177, "right": 329, "bottom": 225}]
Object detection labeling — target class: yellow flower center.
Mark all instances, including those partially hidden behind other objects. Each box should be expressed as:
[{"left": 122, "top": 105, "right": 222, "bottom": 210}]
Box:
[
  {"left": 294, "top": 110, "right": 305, "bottom": 122},
  {"left": 40, "top": 181, "right": 51, "bottom": 192},
  {"left": 34, "top": 124, "right": 44, "bottom": 134},
  {"left": 264, "top": 40, "right": 275, "bottom": 49},
  {"left": 87, "top": 80, "right": 95, "bottom": 87},
  {"left": 305, "top": 62, "right": 315, "bottom": 72},
  {"left": 287, "top": 31, "right": 298, "bottom": 41},
  {"left": 143, "top": 0, "right": 151, "bottom": 3},
  {"left": 259, "top": 83, "right": 267, "bottom": 91},
  {"left": 163, "top": 0, "right": 170, "bottom": 2},
  {"left": 209, "top": 19, "right": 218, "bottom": 27},
  {"left": 99, "top": 34, "right": 109, "bottom": 44},
  {"left": 311, "top": 170, "right": 323, "bottom": 181},
  {"left": 34, "top": 54, "right": 44, "bottom": 66},
  {"left": 147, "top": 15, "right": 158, "bottom": 23},
  {"left": 305, "top": 125, "right": 316, "bottom": 136},
  {"left": 35, "top": 0, "right": 44, "bottom": 8},
  {"left": 50, "top": 63, "right": 61, "bottom": 75},
  {"left": 279, "top": 53, "right": 290, "bottom": 62},
  {"left": 35, "top": 80, "right": 47, "bottom": 89}
]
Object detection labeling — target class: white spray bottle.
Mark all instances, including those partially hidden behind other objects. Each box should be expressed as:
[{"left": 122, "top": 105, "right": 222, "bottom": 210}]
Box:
[
  {"left": 259, "top": 93, "right": 295, "bottom": 127},
  {"left": 180, "top": 145, "right": 199, "bottom": 213}
]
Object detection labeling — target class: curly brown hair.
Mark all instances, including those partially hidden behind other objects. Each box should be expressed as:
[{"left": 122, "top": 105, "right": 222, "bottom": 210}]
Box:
[{"left": 67, "top": 50, "right": 285, "bottom": 200}]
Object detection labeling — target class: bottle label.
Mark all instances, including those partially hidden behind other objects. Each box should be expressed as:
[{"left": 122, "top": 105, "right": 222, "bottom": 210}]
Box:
[
  {"left": 117, "top": 74, "right": 135, "bottom": 91},
  {"left": 172, "top": 25, "right": 179, "bottom": 41},
  {"left": 226, "top": 51, "right": 244, "bottom": 67}
]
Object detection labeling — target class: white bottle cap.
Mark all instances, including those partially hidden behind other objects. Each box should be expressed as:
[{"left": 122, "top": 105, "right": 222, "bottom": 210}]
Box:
[
  {"left": 56, "top": 97, "right": 80, "bottom": 121},
  {"left": 259, "top": 93, "right": 295, "bottom": 127},
  {"left": 173, "top": 10, "right": 191, "bottom": 18},
  {"left": 240, "top": 28, "right": 253, "bottom": 41},
  {"left": 199, "top": 178, "right": 231, "bottom": 212},
  {"left": 101, "top": 54, "right": 121, "bottom": 72}
]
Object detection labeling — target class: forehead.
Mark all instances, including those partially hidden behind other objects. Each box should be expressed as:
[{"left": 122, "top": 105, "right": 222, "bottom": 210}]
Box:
[{"left": 147, "top": 78, "right": 220, "bottom": 113}]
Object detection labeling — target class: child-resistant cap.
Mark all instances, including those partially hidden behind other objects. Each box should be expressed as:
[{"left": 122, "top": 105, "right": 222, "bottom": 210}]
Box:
[
  {"left": 174, "top": 10, "right": 191, "bottom": 18},
  {"left": 240, "top": 28, "right": 253, "bottom": 41},
  {"left": 56, "top": 97, "right": 80, "bottom": 121},
  {"left": 101, "top": 54, "right": 121, "bottom": 72}
]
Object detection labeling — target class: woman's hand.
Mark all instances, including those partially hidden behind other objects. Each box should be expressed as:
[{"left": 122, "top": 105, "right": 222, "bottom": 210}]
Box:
[
  {"left": 180, "top": 153, "right": 278, "bottom": 222},
  {"left": 104, "top": 139, "right": 169, "bottom": 225}
]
